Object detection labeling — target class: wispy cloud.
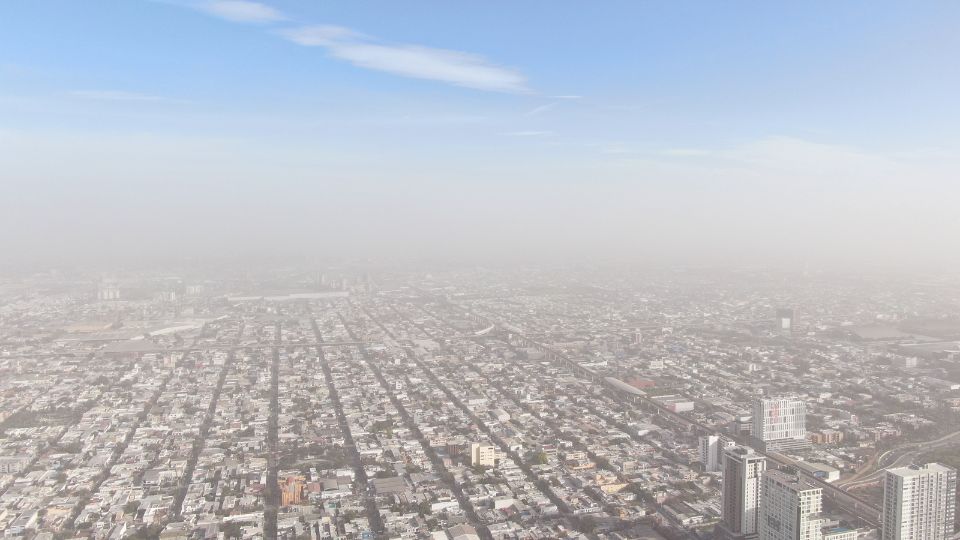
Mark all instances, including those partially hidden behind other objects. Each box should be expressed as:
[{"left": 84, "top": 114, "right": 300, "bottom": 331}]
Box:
[
  {"left": 279, "top": 25, "right": 359, "bottom": 45},
  {"left": 504, "top": 130, "right": 555, "bottom": 137},
  {"left": 69, "top": 90, "right": 183, "bottom": 103},
  {"left": 659, "top": 148, "right": 715, "bottom": 157},
  {"left": 200, "top": 0, "right": 285, "bottom": 23},
  {"left": 373, "top": 114, "right": 490, "bottom": 126},
  {"left": 279, "top": 25, "right": 530, "bottom": 93},
  {"left": 174, "top": 3, "right": 532, "bottom": 93},
  {"left": 524, "top": 95, "right": 580, "bottom": 117},
  {"left": 524, "top": 102, "right": 560, "bottom": 117},
  {"left": 599, "top": 143, "right": 635, "bottom": 155}
]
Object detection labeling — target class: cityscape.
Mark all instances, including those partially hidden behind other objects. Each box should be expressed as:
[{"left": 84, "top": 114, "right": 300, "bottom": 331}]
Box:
[
  {"left": 3, "top": 1, "right": 960, "bottom": 539},
  {"left": 1, "top": 268, "right": 959, "bottom": 539}
]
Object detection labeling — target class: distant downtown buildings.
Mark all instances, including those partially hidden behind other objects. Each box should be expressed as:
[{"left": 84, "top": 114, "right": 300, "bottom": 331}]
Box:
[
  {"left": 881, "top": 463, "right": 957, "bottom": 540},
  {"left": 719, "top": 448, "right": 857, "bottom": 540},
  {"left": 719, "top": 450, "right": 957, "bottom": 539},
  {"left": 718, "top": 396, "right": 957, "bottom": 539},
  {"left": 776, "top": 308, "right": 795, "bottom": 335}
]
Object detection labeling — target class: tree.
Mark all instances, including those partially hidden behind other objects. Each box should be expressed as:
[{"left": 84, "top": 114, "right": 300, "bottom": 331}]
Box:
[{"left": 220, "top": 521, "right": 242, "bottom": 539}]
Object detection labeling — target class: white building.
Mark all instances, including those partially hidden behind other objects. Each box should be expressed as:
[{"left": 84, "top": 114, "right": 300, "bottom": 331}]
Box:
[
  {"left": 470, "top": 442, "right": 498, "bottom": 468},
  {"left": 881, "top": 463, "right": 957, "bottom": 540},
  {"left": 776, "top": 309, "right": 795, "bottom": 334},
  {"left": 0, "top": 455, "right": 31, "bottom": 474},
  {"left": 656, "top": 394, "right": 695, "bottom": 413},
  {"left": 700, "top": 434, "right": 735, "bottom": 473},
  {"left": 753, "top": 397, "right": 808, "bottom": 451},
  {"left": 758, "top": 470, "right": 824, "bottom": 540},
  {"left": 97, "top": 279, "right": 121, "bottom": 301},
  {"left": 719, "top": 445, "right": 766, "bottom": 538}
]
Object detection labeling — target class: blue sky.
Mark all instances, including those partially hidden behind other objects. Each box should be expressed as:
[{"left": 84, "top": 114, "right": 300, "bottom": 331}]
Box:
[{"left": 2, "top": 1, "right": 960, "bottom": 267}]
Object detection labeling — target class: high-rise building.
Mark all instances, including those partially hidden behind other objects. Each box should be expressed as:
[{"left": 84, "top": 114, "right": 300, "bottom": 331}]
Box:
[
  {"left": 97, "top": 278, "right": 121, "bottom": 301},
  {"left": 701, "top": 434, "right": 735, "bottom": 473},
  {"left": 470, "top": 442, "right": 498, "bottom": 468},
  {"left": 881, "top": 463, "right": 957, "bottom": 540},
  {"left": 758, "top": 470, "right": 824, "bottom": 540},
  {"left": 753, "top": 397, "right": 809, "bottom": 452},
  {"left": 719, "top": 445, "right": 767, "bottom": 539},
  {"left": 776, "top": 308, "right": 795, "bottom": 335},
  {"left": 734, "top": 415, "right": 754, "bottom": 436}
]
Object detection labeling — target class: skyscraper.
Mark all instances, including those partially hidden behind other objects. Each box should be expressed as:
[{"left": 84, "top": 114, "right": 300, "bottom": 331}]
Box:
[
  {"left": 758, "top": 470, "right": 824, "bottom": 540},
  {"left": 97, "top": 278, "right": 121, "bottom": 301},
  {"left": 881, "top": 463, "right": 957, "bottom": 540},
  {"left": 701, "top": 434, "right": 735, "bottom": 473},
  {"left": 719, "top": 445, "right": 767, "bottom": 539},
  {"left": 753, "top": 397, "right": 809, "bottom": 452},
  {"left": 776, "top": 308, "right": 795, "bottom": 335}
]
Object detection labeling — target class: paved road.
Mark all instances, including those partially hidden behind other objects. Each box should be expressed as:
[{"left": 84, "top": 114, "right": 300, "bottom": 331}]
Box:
[
  {"left": 316, "top": 315, "right": 385, "bottom": 537},
  {"left": 839, "top": 429, "right": 960, "bottom": 490}
]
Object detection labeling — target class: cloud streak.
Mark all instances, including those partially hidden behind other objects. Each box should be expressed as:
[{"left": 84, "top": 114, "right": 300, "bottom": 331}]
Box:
[
  {"left": 69, "top": 90, "right": 183, "bottom": 103},
  {"left": 200, "top": 0, "right": 285, "bottom": 23},
  {"left": 504, "top": 130, "right": 555, "bottom": 137},
  {"left": 280, "top": 25, "right": 530, "bottom": 93},
  {"left": 184, "top": 4, "right": 531, "bottom": 93},
  {"left": 524, "top": 102, "right": 560, "bottom": 117}
]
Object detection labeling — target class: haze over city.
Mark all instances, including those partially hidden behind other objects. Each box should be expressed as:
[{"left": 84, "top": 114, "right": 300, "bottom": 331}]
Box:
[
  {"left": 3, "top": 1, "right": 960, "bottom": 269},
  {"left": 3, "top": 3, "right": 960, "bottom": 540}
]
